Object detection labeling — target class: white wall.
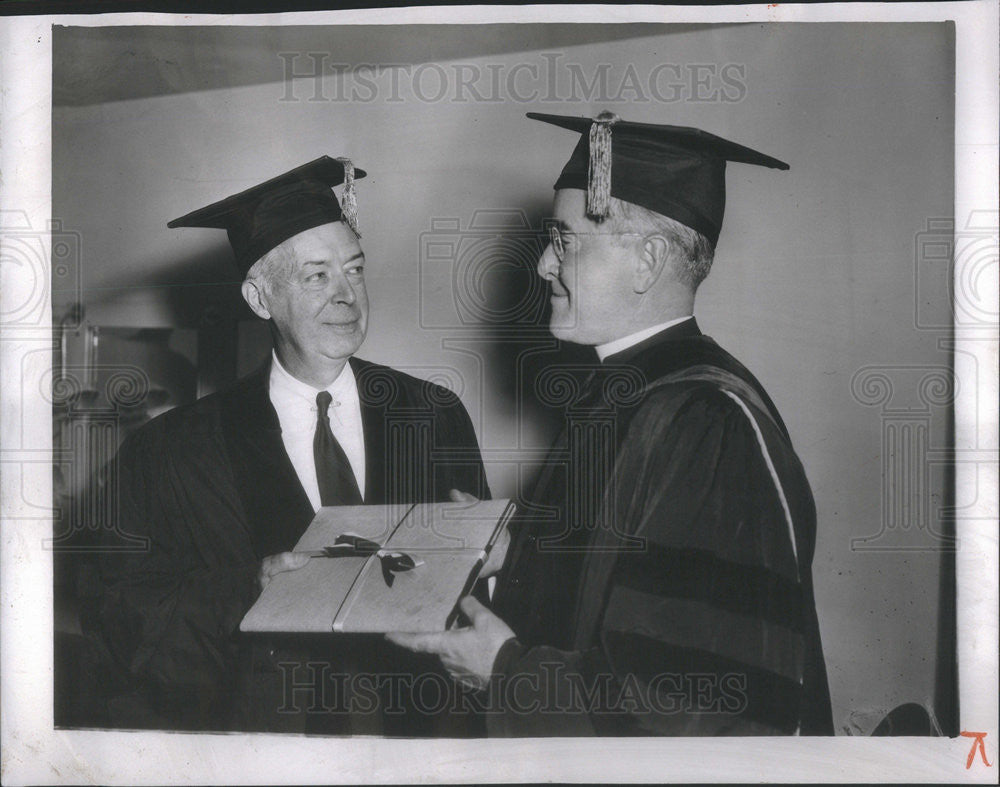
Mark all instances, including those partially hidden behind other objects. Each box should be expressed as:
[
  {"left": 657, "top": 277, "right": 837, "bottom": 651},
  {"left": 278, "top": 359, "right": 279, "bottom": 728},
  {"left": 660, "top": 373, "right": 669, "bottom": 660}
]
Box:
[{"left": 53, "top": 22, "right": 956, "bottom": 732}]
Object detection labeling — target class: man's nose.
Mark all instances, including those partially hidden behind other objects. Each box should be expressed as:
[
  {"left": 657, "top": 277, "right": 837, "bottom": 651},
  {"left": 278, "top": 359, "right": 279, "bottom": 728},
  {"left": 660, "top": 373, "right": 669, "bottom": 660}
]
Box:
[
  {"left": 537, "top": 244, "right": 559, "bottom": 281},
  {"left": 328, "top": 271, "right": 356, "bottom": 305}
]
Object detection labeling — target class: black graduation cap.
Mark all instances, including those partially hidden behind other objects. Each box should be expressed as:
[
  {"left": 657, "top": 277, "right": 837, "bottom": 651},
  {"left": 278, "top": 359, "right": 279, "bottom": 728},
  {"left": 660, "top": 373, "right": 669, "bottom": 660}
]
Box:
[
  {"left": 168, "top": 155, "right": 367, "bottom": 274},
  {"left": 527, "top": 112, "right": 788, "bottom": 246}
]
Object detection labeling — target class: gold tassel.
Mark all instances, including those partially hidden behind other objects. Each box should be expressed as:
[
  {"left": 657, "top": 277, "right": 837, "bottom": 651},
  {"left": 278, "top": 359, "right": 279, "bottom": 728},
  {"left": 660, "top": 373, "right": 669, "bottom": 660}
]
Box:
[
  {"left": 586, "top": 111, "right": 620, "bottom": 222},
  {"left": 337, "top": 157, "right": 361, "bottom": 238}
]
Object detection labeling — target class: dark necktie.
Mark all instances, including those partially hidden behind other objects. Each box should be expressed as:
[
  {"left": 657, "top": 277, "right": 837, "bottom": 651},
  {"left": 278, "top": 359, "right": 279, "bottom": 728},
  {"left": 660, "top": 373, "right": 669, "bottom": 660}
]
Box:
[{"left": 314, "top": 391, "right": 363, "bottom": 506}]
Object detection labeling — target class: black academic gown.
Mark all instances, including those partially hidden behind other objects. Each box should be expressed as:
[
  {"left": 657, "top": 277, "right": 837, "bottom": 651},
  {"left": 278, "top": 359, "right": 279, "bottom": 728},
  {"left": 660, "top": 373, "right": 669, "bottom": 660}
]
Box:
[
  {"left": 90, "top": 356, "right": 490, "bottom": 732},
  {"left": 489, "top": 319, "right": 834, "bottom": 736}
]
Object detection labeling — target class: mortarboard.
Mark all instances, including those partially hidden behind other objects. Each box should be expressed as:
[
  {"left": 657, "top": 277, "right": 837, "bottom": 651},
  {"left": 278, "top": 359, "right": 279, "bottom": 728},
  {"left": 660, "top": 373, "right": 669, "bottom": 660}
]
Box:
[
  {"left": 527, "top": 111, "right": 788, "bottom": 246},
  {"left": 168, "top": 155, "right": 366, "bottom": 274}
]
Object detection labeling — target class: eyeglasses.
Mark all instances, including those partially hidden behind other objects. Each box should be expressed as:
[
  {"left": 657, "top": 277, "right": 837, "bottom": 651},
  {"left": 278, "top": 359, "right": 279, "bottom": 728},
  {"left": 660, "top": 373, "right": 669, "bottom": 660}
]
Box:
[
  {"left": 548, "top": 225, "right": 567, "bottom": 260},
  {"left": 547, "top": 225, "right": 643, "bottom": 260}
]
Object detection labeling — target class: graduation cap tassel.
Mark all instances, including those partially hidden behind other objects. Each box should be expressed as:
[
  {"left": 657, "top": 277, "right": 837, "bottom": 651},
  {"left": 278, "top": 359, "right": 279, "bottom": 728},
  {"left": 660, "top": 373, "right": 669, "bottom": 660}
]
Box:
[
  {"left": 586, "top": 112, "right": 619, "bottom": 222},
  {"left": 337, "top": 157, "right": 361, "bottom": 238}
]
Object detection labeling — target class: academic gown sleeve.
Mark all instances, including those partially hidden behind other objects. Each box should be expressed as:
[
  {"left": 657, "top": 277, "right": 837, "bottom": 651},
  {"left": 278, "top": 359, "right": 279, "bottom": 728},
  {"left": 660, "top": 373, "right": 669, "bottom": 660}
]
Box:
[
  {"left": 93, "top": 417, "right": 260, "bottom": 730},
  {"left": 487, "top": 384, "right": 815, "bottom": 736}
]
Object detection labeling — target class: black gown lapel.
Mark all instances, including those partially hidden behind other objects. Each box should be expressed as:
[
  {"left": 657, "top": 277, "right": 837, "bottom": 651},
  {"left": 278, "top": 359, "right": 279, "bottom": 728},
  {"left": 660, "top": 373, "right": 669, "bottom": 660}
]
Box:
[
  {"left": 220, "top": 362, "right": 315, "bottom": 558},
  {"left": 351, "top": 356, "right": 388, "bottom": 505}
]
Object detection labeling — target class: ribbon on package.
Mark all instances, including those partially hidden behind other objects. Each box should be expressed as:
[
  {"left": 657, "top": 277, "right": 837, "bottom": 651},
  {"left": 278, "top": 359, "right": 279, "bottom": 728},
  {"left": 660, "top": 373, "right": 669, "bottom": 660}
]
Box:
[{"left": 302, "top": 533, "right": 424, "bottom": 587}]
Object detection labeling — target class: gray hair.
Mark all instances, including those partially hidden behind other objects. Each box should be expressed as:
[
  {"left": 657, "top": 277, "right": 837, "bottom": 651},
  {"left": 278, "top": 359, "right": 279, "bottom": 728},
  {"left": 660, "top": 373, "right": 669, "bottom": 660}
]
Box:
[
  {"left": 243, "top": 218, "right": 360, "bottom": 292},
  {"left": 244, "top": 243, "right": 293, "bottom": 293},
  {"left": 607, "top": 197, "right": 715, "bottom": 289}
]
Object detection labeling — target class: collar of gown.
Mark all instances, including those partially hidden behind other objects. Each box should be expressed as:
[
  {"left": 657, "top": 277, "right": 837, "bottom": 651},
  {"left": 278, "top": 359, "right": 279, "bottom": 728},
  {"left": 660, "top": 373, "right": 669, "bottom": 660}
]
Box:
[{"left": 595, "top": 316, "right": 694, "bottom": 362}]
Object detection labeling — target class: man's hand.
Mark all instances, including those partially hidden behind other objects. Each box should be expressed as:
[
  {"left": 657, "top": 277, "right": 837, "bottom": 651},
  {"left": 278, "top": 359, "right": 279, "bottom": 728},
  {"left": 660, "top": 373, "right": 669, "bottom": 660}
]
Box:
[
  {"left": 448, "top": 488, "right": 510, "bottom": 578},
  {"left": 257, "top": 551, "right": 310, "bottom": 592},
  {"left": 385, "top": 596, "right": 515, "bottom": 692},
  {"left": 448, "top": 488, "right": 478, "bottom": 504}
]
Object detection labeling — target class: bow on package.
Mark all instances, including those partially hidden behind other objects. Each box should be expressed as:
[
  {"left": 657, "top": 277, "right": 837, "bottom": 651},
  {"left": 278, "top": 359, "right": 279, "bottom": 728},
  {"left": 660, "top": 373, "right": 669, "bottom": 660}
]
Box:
[{"left": 302, "top": 533, "right": 424, "bottom": 587}]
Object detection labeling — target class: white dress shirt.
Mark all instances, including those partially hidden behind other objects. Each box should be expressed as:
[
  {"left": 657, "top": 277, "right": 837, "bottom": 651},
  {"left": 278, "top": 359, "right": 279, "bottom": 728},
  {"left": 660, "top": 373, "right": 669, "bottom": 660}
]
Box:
[
  {"left": 268, "top": 352, "right": 366, "bottom": 510},
  {"left": 595, "top": 316, "right": 694, "bottom": 362}
]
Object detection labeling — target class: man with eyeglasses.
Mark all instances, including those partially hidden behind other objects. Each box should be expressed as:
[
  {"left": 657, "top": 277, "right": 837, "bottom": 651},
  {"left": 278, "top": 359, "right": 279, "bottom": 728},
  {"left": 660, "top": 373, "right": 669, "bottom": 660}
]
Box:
[{"left": 389, "top": 112, "right": 834, "bottom": 736}]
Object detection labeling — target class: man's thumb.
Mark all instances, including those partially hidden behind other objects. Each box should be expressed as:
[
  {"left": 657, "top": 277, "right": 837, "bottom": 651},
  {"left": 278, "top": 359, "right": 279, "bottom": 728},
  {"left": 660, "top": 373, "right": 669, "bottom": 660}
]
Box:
[
  {"left": 459, "top": 595, "right": 488, "bottom": 625},
  {"left": 275, "top": 551, "right": 310, "bottom": 572}
]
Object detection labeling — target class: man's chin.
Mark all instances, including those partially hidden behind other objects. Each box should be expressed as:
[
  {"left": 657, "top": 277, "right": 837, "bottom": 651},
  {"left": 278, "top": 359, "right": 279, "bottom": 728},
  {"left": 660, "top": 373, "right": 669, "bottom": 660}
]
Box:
[
  {"left": 547, "top": 319, "right": 579, "bottom": 343},
  {"left": 322, "top": 332, "right": 366, "bottom": 360}
]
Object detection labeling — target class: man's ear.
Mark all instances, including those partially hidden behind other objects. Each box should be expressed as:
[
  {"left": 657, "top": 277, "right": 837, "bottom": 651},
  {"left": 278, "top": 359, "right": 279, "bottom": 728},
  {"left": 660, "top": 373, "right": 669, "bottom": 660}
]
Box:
[
  {"left": 241, "top": 278, "right": 271, "bottom": 320},
  {"left": 633, "top": 234, "right": 671, "bottom": 294}
]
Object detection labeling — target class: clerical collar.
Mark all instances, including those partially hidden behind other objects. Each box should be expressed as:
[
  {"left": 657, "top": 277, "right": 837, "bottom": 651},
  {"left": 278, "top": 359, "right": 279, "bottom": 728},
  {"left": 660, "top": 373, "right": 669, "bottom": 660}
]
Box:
[
  {"left": 269, "top": 351, "right": 356, "bottom": 406},
  {"left": 595, "top": 316, "right": 694, "bottom": 362}
]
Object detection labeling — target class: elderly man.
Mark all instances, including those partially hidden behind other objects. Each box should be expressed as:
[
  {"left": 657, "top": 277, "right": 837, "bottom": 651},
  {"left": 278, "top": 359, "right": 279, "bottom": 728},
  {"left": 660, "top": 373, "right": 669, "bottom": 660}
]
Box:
[
  {"left": 390, "top": 113, "right": 834, "bottom": 736},
  {"left": 92, "top": 157, "right": 489, "bottom": 732}
]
